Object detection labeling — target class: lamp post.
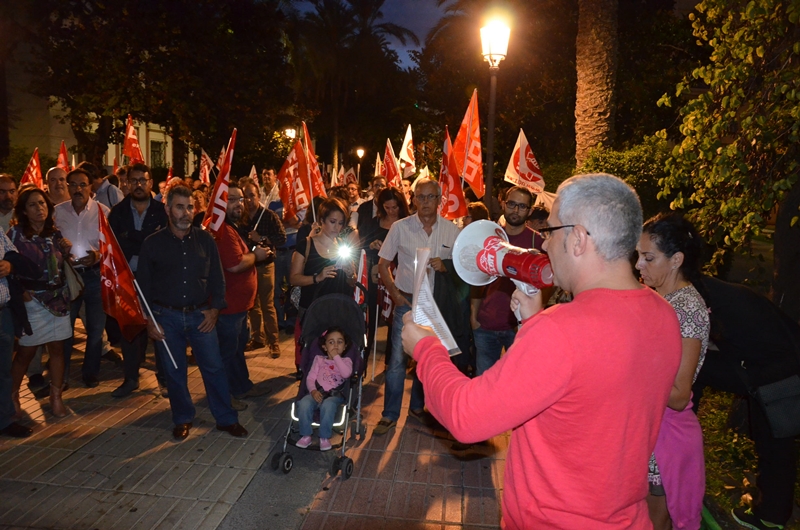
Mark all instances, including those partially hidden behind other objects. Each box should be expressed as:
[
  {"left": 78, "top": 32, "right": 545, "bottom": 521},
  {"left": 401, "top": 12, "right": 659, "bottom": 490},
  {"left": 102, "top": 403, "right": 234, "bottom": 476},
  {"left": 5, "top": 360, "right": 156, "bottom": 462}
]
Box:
[
  {"left": 356, "top": 148, "right": 365, "bottom": 186},
  {"left": 480, "top": 20, "right": 510, "bottom": 217}
]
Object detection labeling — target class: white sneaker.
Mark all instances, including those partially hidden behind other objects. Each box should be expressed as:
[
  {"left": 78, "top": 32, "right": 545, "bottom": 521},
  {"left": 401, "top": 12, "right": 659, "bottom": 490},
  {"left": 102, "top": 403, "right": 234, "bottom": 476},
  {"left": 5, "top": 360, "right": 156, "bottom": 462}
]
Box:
[{"left": 296, "top": 435, "right": 312, "bottom": 449}]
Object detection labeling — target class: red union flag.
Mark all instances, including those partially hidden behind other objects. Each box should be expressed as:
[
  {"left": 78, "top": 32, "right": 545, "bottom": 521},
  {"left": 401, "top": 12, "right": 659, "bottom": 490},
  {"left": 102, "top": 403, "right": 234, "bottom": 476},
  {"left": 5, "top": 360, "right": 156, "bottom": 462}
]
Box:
[
  {"left": 20, "top": 148, "right": 43, "bottom": 189},
  {"left": 354, "top": 249, "right": 367, "bottom": 305},
  {"left": 344, "top": 167, "right": 357, "bottom": 185},
  {"left": 98, "top": 208, "right": 147, "bottom": 342},
  {"left": 199, "top": 149, "right": 214, "bottom": 185},
  {"left": 382, "top": 139, "right": 402, "bottom": 188},
  {"left": 57, "top": 141, "right": 70, "bottom": 171},
  {"left": 112, "top": 157, "right": 118, "bottom": 176},
  {"left": 504, "top": 129, "right": 545, "bottom": 192},
  {"left": 438, "top": 127, "right": 468, "bottom": 220},
  {"left": 202, "top": 129, "right": 237, "bottom": 234},
  {"left": 452, "top": 89, "right": 484, "bottom": 198},
  {"left": 302, "top": 122, "right": 327, "bottom": 199},
  {"left": 277, "top": 140, "right": 311, "bottom": 221},
  {"left": 399, "top": 124, "right": 415, "bottom": 178},
  {"left": 123, "top": 115, "right": 145, "bottom": 164}
]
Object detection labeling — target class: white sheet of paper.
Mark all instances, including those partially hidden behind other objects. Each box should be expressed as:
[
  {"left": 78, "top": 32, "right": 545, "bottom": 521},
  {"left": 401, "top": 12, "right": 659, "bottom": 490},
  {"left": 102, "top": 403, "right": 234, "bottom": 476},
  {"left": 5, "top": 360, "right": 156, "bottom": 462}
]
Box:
[{"left": 412, "top": 247, "right": 461, "bottom": 356}]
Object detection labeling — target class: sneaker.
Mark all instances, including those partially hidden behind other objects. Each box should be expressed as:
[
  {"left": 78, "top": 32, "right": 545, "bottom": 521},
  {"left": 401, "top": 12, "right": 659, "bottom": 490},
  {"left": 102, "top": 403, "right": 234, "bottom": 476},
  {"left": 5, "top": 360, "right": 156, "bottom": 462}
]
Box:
[
  {"left": 373, "top": 417, "right": 397, "bottom": 436},
  {"left": 296, "top": 435, "right": 312, "bottom": 449},
  {"left": 319, "top": 438, "right": 332, "bottom": 451},
  {"left": 245, "top": 340, "right": 266, "bottom": 352},
  {"left": 732, "top": 507, "right": 784, "bottom": 530},
  {"left": 270, "top": 344, "right": 281, "bottom": 359},
  {"left": 231, "top": 397, "right": 248, "bottom": 411}
]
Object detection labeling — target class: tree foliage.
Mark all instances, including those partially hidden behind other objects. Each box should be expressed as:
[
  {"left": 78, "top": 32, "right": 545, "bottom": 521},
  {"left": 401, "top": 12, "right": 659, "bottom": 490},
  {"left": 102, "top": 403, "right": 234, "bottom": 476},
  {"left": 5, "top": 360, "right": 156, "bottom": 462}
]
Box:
[{"left": 659, "top": 0, "right": 800, "bottom": 271}]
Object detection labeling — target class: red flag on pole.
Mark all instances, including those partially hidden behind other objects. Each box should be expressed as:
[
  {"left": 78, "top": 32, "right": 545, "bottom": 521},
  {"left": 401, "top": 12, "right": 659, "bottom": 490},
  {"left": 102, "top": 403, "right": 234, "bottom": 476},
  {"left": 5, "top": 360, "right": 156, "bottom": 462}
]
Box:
[
  {"left": 112, "top": 157, "right": 118, "bottom": 176},
  {"left": 216, "top": 146, "right": 225, "bottom": 170},
  {"left": 202, "top": 129, "right": 237, "bottom": 235},
  {"left": 504, "top": 129, "right": 545, "bottom": 192},
  {"left": 277, "top": 140, "right": 310, "bottom": 221},
  {"left": 199, "top": 149, "right": 213, "bottom": 185},
  {"left": 439, "top": 127, "right": 468, "bottom": 220},
  {"left": 167, "top": 166, "right": 173, "bottom": 178},
  {"left": 123, "top": 115, "right": 145, "bottom": 164},
  {"left": 57, "top": 141, "right": 70, "bottom": 172},
  {"left": 302, "top": 122, "right": 327, "bottom": 199},
  {"left": 354, "top": 249, "right": 367, "bottom": 305},
  {"left": 382, "top": 139, "right": 402, "bottom": 188},
  {"left": 452, "top": 89, "right": 484, "bottom": 198},
  {"left": 20, "top": 148, "right": 43, "bottom": 189},
  {"left": 98, "top": 208, "right": 147, "bottom": 342}
]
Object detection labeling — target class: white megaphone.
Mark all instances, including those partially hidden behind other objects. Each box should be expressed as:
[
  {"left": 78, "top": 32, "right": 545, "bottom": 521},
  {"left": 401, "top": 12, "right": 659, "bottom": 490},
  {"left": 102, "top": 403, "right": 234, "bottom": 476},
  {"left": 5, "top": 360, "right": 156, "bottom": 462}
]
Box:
[{"left": 453, "top": 220, "right": 554, "bottom": 319}]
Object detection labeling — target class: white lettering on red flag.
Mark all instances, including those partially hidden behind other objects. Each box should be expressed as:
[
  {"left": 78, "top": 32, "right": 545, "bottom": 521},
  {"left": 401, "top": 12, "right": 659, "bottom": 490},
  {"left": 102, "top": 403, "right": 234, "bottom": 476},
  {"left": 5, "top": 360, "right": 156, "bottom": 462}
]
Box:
[
  {"left": 504, "top": 129, "right": 545, "bottom": 192},
  {"left": 123, "top": 115, "right": 145, "bottom": 164},
  {"left": 98, "top": 208, "right": 147, "bottom": 342},
  {"left": 302, "top": 122, "right": 327, "bottom": 199},
  {"left": 20, "top": 148, "right": 43, "bottom": 189},
  {"left": 438, "top": 127, "right": 468, "bottom": 220},
  {"left": 452, "top": 90, "right": 484, "bottom": 198},
  {"left": 202, "top": 129, "right": 237, "bottom": 235},
  {"left": 57, "top": 141, "right": 70, "bottom": 171},
  {"left": 199, "top": 149, "right": 214, "bottom": 185},
  {"left": 383, "top": 139, "right": 402, "bottom": 188}
]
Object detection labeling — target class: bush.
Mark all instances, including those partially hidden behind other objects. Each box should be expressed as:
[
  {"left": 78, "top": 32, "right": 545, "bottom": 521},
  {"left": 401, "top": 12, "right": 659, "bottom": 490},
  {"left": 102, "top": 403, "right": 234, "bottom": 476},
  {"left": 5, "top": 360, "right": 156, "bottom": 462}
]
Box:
[
  {"left": 0, "top": 146, "right": 58, "bottom": 182},
  {"left": 577, "top": 135, "right": 672, "bottom": 219}
]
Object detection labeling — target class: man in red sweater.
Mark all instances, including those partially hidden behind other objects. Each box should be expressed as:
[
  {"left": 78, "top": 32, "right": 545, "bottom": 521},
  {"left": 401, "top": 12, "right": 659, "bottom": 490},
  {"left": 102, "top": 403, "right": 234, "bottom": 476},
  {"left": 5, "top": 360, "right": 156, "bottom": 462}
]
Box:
[{"left": 403, "top": 174, "right": 683, "bottom": 529}]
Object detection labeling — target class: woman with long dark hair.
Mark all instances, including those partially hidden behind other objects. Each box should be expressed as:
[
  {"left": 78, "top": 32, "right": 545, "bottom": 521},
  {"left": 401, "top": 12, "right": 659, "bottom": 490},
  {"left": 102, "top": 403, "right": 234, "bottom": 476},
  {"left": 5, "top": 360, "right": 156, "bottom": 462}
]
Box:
[{"left": 8, "top": 186, "right": 73, "bottom": 418}]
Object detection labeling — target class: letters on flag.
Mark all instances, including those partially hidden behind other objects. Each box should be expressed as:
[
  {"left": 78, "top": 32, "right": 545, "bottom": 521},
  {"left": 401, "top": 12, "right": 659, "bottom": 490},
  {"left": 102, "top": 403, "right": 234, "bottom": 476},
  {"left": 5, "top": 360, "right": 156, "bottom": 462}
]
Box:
[
  {"left": 57, "top": 141, "right": 70, "bottom": 172},
  {"left": 123, "top": 115, "right": 145, "bottom": 164},
  {"left": 382, "top": 139, "right": 402, "bottom": 188},
  {"left": 199, "top": 149, "right": 214, "bottom": 185},
  {"left": 504, "top": 129, "right": 545, "bottom": 191},
  {"left": 438, "top": 127, "right": 468, "bottom": 220},
  {"left": 399, "top": 125, "right": 416, "bottom": 178},
  {"left": 277, "top": 140, "right": 311, "bottom": 221},
  {"left": 98, "top": 208, "right": 147, "bottom": 342},
  {"left": 202, "top": 129, "right": 237, "bottom": 234},
  {"left": 452, "top": 90, "right": 484, "bottom": 198},
  {"left": 20, "top": 148, "right": 43, "bottom": 189},
  {"left": 302, "top": 122, "right": 327, "bottom": 199}
]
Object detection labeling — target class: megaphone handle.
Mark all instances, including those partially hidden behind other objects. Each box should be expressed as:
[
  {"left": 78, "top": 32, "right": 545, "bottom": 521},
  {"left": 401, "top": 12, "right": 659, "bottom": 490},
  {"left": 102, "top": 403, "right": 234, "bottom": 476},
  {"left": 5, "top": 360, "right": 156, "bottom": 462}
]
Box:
[{"left": 510, "top": 279, "right": 540, "bottom": 323}]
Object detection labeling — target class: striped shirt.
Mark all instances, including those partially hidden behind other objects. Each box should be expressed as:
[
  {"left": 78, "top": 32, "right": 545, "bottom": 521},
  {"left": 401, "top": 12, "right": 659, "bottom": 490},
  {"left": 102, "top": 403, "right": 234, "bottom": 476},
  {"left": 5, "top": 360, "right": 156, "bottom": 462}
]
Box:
[
  {"left": 0, "top": 232, "right": 15, "bottom": 305},
  {"left": 378, "top": 213, "right": 461, "bottom": 293}
]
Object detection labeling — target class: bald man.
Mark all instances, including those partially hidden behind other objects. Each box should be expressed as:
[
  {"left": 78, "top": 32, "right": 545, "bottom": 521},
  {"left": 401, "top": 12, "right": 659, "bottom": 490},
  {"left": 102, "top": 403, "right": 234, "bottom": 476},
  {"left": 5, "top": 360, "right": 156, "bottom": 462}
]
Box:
[{"left": 46, "top": 167, "right": 70, "bottom": 205}]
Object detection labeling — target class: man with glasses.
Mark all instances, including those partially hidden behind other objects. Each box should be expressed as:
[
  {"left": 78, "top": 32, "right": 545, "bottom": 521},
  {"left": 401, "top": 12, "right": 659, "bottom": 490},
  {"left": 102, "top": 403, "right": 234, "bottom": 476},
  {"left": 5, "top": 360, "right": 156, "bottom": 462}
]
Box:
[
  {"left": 471, "top": 186, "right": 543, "bottom": 377},
  {"left": 0, "top": 175, "right": 17, "bottom": 233},
  {"left": 402, "top": 174, "right": 683, "bottom": 528},
  {"left": 374, "top": 178, "right": 460, "bottom": 435},
  {"left": 55, "top": 169, "right": 111, "bottom": 388},
  {"left": 107, "top": 163, "right": 168, "bottom": 397},
  {"left": 214, "top": 183, "right": 271, "bottom": 410}
]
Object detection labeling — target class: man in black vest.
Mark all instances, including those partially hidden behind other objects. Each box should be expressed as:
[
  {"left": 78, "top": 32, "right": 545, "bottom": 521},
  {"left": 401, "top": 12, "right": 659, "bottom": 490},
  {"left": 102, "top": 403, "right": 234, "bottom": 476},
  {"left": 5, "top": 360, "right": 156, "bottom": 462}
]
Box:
[{"left": 108, "top": 163, "right": 168, "bottom": 398}]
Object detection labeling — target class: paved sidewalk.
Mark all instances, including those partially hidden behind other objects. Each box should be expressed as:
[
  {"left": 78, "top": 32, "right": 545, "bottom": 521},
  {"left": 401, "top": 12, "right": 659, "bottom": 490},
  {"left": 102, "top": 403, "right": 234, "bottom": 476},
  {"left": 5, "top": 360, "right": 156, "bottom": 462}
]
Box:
[{"left": 0, "top": 324, "right": 505, "bottom": 529}]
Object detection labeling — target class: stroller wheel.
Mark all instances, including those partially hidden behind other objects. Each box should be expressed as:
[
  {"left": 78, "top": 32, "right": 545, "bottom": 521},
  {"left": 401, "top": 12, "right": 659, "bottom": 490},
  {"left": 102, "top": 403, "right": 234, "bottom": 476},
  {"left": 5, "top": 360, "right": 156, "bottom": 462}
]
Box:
[
  {"left": 341, "top": 457, "right": 354, "bottom": 480},
  {"left": 271, "top": 452, "right": 281, "bottom": 470},
  {"left": 279, "top": 453, "right": 293, "bottom": 474},
  {"left": 329, "top": 456, "right": 341, "bottom": 477}
]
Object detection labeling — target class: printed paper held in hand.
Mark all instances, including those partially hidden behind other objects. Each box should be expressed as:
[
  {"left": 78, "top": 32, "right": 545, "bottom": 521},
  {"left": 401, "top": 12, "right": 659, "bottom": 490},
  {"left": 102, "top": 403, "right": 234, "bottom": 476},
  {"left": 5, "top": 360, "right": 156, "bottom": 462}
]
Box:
[{"left": 412, "top": 247, "right": 461, "bottom": 356}]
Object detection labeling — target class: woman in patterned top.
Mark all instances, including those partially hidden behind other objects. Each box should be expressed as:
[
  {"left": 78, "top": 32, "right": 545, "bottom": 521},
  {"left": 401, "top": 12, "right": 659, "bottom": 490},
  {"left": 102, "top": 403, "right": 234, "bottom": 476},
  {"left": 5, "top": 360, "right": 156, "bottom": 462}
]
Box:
[{"left": 636, "top": 212, "right": 709, "bottom": 530}]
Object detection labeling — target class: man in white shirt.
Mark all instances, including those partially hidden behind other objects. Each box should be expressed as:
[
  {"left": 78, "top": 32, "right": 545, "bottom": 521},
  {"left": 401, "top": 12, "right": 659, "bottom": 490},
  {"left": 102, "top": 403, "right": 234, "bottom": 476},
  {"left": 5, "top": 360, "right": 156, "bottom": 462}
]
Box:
[
  {"left": 0, "top": 175, "right": 17, "bottom": 233},
  {"left": 54, "top": 168, "right": 110, "bottom": 388},
  {"left": 46, "top": 167, "right": 70, "bottom": 205},
  {"left": 373, "top": 179, "right": 460, "bottom": 435}
]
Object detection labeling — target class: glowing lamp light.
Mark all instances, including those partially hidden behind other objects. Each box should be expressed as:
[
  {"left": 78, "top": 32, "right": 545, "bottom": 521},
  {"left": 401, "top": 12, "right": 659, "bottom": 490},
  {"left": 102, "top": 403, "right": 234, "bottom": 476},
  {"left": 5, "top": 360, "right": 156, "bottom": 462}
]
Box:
[
  {"left": 284, "top": 128, "right": 297, "bottom": 139},
  {"left": 480, "top": 21, "right": 510, "bottom": 68},
  {"left": 356, "top": 148, "right": 365, "bottom": 159}
]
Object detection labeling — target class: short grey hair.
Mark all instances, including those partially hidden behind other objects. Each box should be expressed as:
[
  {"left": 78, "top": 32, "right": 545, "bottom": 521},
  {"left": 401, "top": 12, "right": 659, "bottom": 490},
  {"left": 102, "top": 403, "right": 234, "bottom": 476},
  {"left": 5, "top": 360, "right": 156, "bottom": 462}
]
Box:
[
  {"left": 414, "top": 178, "right": 440, "bottom": 195},
  {"left": 166, "top": 182, "right": 192, "bottom": 206},
  {"left": 556, "top": 173, "right": 642, "bottom": 261}
]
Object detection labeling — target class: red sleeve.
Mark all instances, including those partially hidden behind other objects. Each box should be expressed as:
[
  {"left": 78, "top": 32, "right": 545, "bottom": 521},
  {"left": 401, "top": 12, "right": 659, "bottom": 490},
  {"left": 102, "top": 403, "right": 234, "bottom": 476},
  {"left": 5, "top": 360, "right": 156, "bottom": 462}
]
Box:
[
  {"left": 415, "top": 313, "right": 573, "bottom": 443},
  {"left": 216, "top": 225, "right": 245, "bottom": 270}
]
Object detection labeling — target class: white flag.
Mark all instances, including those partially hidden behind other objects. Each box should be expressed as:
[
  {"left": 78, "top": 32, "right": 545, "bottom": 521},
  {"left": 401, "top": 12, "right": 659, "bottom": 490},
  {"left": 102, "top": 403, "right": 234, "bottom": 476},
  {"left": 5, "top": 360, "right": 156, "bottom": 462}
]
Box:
[
  {"left": 374, "top": 152, "right": 383, "bottom": 177},
  {"left": 504, "top": 129, "right": 545, "bottom": 192},
  {"left": 399, "top": 124, "right": 416, "bottom": 178}
]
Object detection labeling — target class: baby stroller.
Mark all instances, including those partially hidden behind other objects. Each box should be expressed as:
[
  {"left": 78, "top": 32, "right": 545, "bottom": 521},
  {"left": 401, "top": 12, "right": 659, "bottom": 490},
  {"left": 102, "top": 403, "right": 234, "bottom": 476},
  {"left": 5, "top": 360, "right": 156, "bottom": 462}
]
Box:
[{"left": 271, "top": 293, "right": 367, "bottom": 480}]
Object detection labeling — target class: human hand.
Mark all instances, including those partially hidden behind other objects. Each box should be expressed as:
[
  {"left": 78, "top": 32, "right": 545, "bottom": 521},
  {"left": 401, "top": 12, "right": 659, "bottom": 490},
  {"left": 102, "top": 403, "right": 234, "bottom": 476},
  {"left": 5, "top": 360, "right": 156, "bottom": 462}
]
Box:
[
  {"left": 428, "top": 257, "right": 446, "bottom": 273},
  {"left": 311, "top": 389, "right": 323, "bottom": 403},
  {"left": 510, "top": 288, "right": 543, "bottom": 322},
  {"left": 391, "top": 289, "right": 410, "bottom": 308},
  {"left": 75, "top": 250, "right": 98, "bottom": 267},
  {"left": 470, "top": 316, "right": 481, "bottom": 330},
  {"left": 253, "top": 247, "right": 268, "bottom": 261},
  {"left": 317, "top": 265, "right": 336, "bottom": 282},
  {"left": 147, "top": 318, "right": 165, "bottom": 341},
  {"left": 0, "top": 260, "right": 11, "bottom": 279},
  {"left": 369, "top": 239, "right": 383, "bottom": 251},
  {"left": 248, "top": 230, "right": 261, "bottom": 243},
  {"left": 58, "top": 237, "right": 72, "bottom": 255},
  {"left": 401, "top": 311, "right": 436, "bottom": 359},
  {"left": 197, "top": 308, "right": 219, "bottom": 333}
]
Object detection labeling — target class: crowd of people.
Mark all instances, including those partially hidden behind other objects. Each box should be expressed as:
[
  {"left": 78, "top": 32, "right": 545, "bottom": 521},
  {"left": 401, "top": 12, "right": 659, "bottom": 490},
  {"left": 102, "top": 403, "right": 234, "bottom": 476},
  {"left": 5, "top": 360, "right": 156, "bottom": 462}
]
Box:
[{"left": 0, "top": 162, "right": 797, "bottom": 530}]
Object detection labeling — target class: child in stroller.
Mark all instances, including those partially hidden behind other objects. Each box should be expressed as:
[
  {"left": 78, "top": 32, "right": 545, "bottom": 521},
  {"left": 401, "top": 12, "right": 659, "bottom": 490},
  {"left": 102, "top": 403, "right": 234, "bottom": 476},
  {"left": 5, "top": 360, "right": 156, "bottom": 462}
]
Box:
[{"left": 295, "top": 326, "right": 354, "bottom": 451}]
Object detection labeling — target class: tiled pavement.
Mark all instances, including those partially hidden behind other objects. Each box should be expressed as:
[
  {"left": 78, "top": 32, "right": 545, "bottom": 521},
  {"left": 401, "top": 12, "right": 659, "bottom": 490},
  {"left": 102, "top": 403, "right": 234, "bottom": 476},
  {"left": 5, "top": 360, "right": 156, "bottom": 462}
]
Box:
[{"left": 0, "top": 324, "right": 505, "bottom": 529}]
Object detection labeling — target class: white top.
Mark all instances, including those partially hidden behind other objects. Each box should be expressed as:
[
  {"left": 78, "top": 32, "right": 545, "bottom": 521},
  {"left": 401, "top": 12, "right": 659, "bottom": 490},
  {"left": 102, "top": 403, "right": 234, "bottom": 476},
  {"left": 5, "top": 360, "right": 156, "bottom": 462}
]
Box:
[
  {"left": 94, "top": 179, "right": 124, "bottom": 209},
  {"left": 378, "top": 213, "right": 461, "bottom": 293},
  {"left": 54, "top": 198, "right": 110, "bottom": 264},
  {"left": 0, "top": 211, "right": 12, "bottom": 233}
]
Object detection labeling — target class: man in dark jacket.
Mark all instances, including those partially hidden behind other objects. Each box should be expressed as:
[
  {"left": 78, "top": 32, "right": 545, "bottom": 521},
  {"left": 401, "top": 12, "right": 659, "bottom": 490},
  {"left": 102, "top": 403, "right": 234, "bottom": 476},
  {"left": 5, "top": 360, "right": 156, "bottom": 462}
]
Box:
[{"left": 107, "top": 163, "right": 168, "bottom": 398}]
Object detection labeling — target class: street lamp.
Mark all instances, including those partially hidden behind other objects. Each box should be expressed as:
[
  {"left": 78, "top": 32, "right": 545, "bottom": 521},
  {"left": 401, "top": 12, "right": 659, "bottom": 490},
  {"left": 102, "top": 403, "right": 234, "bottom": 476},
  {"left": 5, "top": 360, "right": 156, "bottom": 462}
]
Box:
[
  {"left": 356, "top": 148, "right": 365, "bottom": 186},
  {"left": 480, "top": 20, "right": 510, "bottom": 217},
  {"left": 284, "top": 128, "right": 297, "bottom": 139}
]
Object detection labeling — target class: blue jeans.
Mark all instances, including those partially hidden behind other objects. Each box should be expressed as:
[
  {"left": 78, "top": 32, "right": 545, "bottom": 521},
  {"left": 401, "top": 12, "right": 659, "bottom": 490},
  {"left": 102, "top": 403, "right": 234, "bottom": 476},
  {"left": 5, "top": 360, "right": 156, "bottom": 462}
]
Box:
[
  {"left": 216, "top": 312, "right": 253, "bottom": 397},
  {"left": 152, "top": 306, "right": 238, "bottom": 427},
  {"left": 63, "top": 268, "right": 106, "bottom": 380},
  {"left": 0, "top": 306, "right": 15, "bottom": 430},
  {"left": 473, "top": 327, "right": 517, "bottom": 376},
  {"left": 274, "top": 249, "right": 295, "bottom": 327},
  {"left": 296, "top": 393, "right": 345, "bottom": 438},
  {"left": 382, "top": 302, "right": 424, "bottom": 421}
]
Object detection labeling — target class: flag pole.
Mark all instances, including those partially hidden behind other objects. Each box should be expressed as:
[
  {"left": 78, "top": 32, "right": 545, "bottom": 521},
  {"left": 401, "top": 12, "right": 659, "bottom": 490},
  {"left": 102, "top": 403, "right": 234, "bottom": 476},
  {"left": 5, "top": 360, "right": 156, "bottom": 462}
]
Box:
[
  {"left": 371, "top": 308, "right": 379, "bottom": 381},
  {"left": 133, "top": 279, "right": 178, "bottom": 369}
]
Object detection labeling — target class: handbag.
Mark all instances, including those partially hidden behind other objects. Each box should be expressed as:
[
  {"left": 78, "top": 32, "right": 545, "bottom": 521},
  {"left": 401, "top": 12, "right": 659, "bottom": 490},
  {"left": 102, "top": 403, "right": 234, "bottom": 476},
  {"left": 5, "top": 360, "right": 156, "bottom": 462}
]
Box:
[
  {"left": 290, "top": 237, "right": 313, "bottom": 310},
  {"left": 752, "top": 374, "right": 800, "bottom": 438},
  {"left": 63, "top": 260, "right": 85, "bottom": 302}
]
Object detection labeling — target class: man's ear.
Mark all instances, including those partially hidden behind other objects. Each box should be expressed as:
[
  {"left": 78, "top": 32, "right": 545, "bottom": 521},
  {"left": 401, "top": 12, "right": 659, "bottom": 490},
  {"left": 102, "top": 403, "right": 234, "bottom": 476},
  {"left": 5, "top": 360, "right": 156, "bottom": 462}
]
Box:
[{"left": 572, "top": 225, "right": 590, "bottom": 257}]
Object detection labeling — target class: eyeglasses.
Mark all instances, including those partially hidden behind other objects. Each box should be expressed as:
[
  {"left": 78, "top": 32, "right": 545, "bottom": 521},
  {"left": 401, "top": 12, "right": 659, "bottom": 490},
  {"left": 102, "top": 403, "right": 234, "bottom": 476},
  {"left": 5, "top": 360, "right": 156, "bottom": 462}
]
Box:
[
  {"left": 67, "top": 182, "right": 90, "bottom": 189},
  {"left": 416, "top": 193, "right": 440, "bottom": 203},
  {"left": 227, "top": 197, "right": 244, "bottom": 203},
  {"left": 537, "top": 225, "right": 591, "bottom": 240},
  {"left": 130, "top": 178, "right": 151, "bottom": 186},
  {"left": 505, "top": 201, "right": 530, "bottom": 211}
]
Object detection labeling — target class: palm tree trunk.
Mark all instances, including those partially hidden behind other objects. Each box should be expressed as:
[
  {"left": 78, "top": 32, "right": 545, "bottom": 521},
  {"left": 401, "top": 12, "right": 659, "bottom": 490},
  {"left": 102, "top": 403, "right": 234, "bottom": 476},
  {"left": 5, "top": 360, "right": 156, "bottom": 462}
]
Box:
[{"left": 574, "top": 0, "right": 619, "bottom": 167}]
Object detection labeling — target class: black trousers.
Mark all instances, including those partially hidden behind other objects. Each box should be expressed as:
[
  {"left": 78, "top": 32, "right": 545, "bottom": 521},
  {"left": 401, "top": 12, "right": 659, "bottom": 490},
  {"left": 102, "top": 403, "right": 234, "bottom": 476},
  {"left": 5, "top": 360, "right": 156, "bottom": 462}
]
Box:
[{"left": 692, "top": 351, "right": 797, "bottom": 525}]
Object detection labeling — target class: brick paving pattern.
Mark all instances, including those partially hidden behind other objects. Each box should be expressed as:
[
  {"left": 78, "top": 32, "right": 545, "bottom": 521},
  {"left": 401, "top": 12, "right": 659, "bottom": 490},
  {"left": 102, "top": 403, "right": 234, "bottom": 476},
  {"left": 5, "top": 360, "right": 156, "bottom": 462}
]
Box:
[{"left": 1, "top": 324, "right": 505, "bottom": 529}]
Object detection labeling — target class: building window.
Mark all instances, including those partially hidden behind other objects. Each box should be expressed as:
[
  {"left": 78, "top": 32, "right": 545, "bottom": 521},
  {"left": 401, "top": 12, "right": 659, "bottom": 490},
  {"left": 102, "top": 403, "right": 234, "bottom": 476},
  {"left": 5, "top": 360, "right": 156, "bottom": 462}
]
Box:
[{"left": 150, "top": 141, "right": 166, "bottom": 168}]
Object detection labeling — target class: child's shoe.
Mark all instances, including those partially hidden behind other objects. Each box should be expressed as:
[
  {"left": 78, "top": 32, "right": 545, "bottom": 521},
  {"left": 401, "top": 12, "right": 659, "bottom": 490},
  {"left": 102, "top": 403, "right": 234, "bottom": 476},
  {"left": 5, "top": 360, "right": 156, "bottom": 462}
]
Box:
[
  {"left": 296, "top": 435, "right": 312, "bottom": 449},
  {"left": 319, "top": 438, "right": 332, "bottom": 451}
]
